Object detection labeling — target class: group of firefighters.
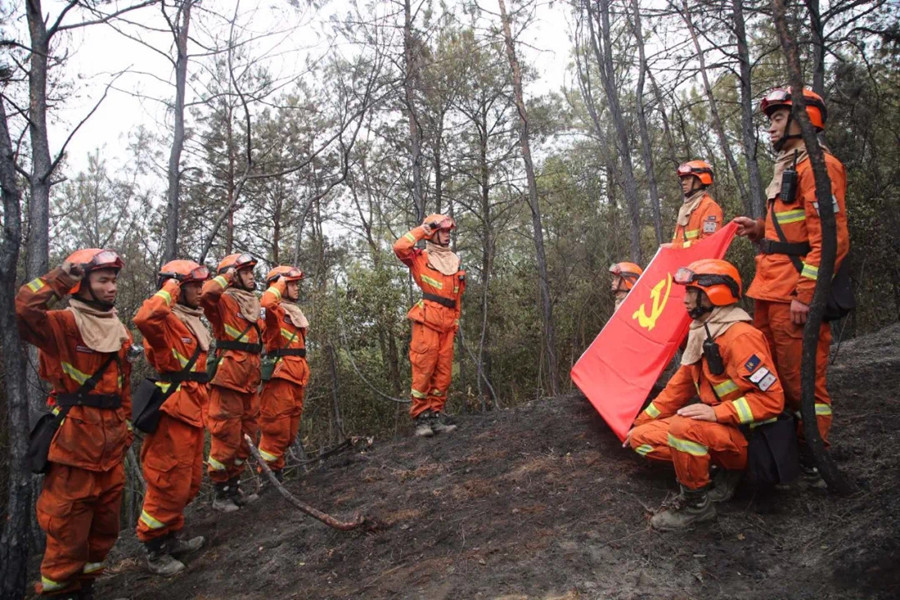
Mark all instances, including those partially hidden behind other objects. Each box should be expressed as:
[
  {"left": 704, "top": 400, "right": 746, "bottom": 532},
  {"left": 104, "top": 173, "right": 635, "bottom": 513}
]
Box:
[{"left": 14, "top": 85, "right": 847, "bottom": 597}]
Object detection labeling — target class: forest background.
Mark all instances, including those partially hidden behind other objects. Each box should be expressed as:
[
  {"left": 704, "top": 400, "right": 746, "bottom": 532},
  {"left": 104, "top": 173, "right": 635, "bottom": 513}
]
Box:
[{"left": 0, "top": 0, "right": 898, "bottom": 596}]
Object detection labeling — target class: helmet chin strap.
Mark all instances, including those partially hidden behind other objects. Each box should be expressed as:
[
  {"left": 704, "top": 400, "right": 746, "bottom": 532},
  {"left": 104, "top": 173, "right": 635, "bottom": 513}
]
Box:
[
  {"left": 774, "top": 111, "right": 802, "bottom": 152},
  {"left": 688, "top": 303, "right": 714, "bottom": 321},
  {"left": 83, "top": 282, "right": 115, "bottom": 311}
]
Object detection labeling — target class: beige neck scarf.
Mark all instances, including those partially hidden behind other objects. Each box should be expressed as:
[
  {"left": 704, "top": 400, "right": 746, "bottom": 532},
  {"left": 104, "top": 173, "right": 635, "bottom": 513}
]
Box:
[
  {"left": 614, "top": 293, "right": 628, "bottom": 312},
  {"left": 676, "top": 189, "right": 707, "bottom": 227},
  {"left": 224, "top": 287, "right": 261, "bottom": 322},
  {"left": 766, "top": 145, "right": 809, "bottom": 201},
  {"left": 425, "top": 241, "right": 461, "bottom": 276},
  {"left": 172, "top": 303, "right": 212, "bottom": 351},
  {"left": 681, "top": 305, "right": 752, "bottom": 366},
  {"left": 281, "top": 301, "right": 310, "bottom": 330},
  {"left": 67, "top": 298, "right": 130, "bottom": 353}
]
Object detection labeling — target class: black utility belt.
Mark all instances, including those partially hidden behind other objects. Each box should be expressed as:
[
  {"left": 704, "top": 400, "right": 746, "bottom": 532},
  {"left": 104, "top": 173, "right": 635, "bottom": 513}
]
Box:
[
  {"left": 55, "top": 393, "right": 122, "bottom": 409},
  {"left": 159, "top": 371, "right": 210, "bottom": 384},
  {"left": 267, "top": 348, "right": 307, "bottom": 358},
  {"left": 759, "top": 239, "right": 810, "bottom": 256},
  {"left": 422, "top": 293, "right": 456, "bottom": 309},
  {"left": 215, "top": 340, "right": 263, "bottom": 354}
]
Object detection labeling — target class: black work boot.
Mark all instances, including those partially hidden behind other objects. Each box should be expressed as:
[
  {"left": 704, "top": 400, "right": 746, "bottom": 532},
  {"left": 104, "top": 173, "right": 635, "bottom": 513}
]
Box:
[
  {"left": 650, "top": 485, "right": 717, "bottom": 531},
  {"left": 166, "top": 531, "right": 205, "bottom": 557},
  {"left": 212, "top": 482, "right": 240, "bottom": 513},
  {"left": 229, "top": 476, "right": 259, "bottom": 506},
  {"left": 414, "top": 411, "right": 434, "bottom": 437},
  {"left": 430, "top": 411, "right": 457, "bottom": 434},
  {"left": 143, "top": 536, "right": 185, "bottom": 576},
  {"left": 708, "top": 466, "right": 743, "bottom": 503}
]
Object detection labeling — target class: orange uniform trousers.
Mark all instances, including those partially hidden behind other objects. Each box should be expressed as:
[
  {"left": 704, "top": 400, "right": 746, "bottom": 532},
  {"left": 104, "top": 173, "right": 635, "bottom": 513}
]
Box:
[
  {"left": 207, "top": 386, "right": 260, "bottom": 483},
  {"left": 36, "top": 463, "right": 124, "bottom": 595},
  {"left": 258, "top": 378, "right": 305, "bottom": 471},
  {"left": 409, "top": 322, "right": 455, "bottom": 419},
  {"left": 629, "top": 416, "right": 748, "bottom": 490},
  {"left": 752, "top": 300, "right": 833, "bottom": 445},
  {"left": 137, "top": 413, "right": 204, "bottom": 542}
]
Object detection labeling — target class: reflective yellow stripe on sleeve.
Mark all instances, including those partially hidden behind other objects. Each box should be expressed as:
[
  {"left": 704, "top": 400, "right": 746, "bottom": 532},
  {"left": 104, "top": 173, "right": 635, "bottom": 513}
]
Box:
[
  {"left": 643, "top": 403, "right": 661, "bottom": 419},
  {"left": 267, "top": 286, "right": 282, "bottom": 300},
  {"left": 27, "top": 278, "right": 46, "bottom": 293},
  {"left": 732, "top": 397, "right": 754, "bottom": 424},
  {"left": 154, "top": 289, "right": 172, "bottom": 305},
  {"left": 404, "top": 232, "right": 416, "bottom": 242},
  {"left": 801, "top": 263, "right": 819, "bottom": 281},
  {"left": 213, "top": 275, "right": 228, "bottom": 288},
  {"left": 815, "top": 403, "right": 832, "bottom": 416}
]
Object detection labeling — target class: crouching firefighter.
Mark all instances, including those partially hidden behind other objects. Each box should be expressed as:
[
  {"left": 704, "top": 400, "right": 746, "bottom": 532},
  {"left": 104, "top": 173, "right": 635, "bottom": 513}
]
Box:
[
  {"left": 393, "top": 214, "right": 466, "bottom": 437},
  {"left": 16, "top": 249, "right": 133, "bottom": 598},
  {"left": 609, "top": 262, "right": 643, "bottom": 312},
  {"left": 202, "top": 253, "right": 266, "bottom": 512},
  {"left": 258, "top": 266, "right": 310, "bottom": 482},
  {"left": 133, "top": 261, "right": 211, "bottom": 575},
  {"left": 625, "top": 259, "right": 785, "bottom": 531}
]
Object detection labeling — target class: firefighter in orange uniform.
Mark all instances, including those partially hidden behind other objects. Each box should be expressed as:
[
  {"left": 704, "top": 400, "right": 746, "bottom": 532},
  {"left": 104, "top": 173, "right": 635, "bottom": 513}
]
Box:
[
  {"left": 672, "top": 160, "right": 723, "bottom": 248},
  {"left": 201, "top": 253, "right": 265, "bottom": 511},
  {"left": 733, "top": 87, "right": 849, "bottom": 465},
  {"left": 133, "top": 260, "right": 211, "bottom": 575},
  {"left": 16, "top": 249, "right": 133, "bottom": 598},
  {"left": 258, "top": 266, "right": 310, "bottom": 481},
  {"left": 625, "top": 259, "right": 785, "bottom": 530},
  {"left": 609, "top": 262, "right": 643, "bottom": 312},
  {"left": 394, "top": 214, "right": 466, "bottom": 437}
]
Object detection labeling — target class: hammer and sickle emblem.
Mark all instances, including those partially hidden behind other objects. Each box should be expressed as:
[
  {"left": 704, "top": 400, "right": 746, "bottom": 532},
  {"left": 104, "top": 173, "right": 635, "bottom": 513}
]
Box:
[{"left": 632, "top": 274, "right": 673, "bottom": 331}]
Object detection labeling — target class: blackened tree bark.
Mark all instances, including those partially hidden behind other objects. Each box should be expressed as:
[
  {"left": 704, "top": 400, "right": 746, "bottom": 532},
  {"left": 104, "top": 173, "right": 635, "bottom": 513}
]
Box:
[
  {"left": 0, "top": 91, "right": 32, "bottom": 600},
  {"left": 731, "top": 0, "right": 766, "bottom": 217},
  {"left": 403, "top": 0, "right": 425, "bottom": 222},
  {"left": 772, "top": 0, "right": 856, "bottom": 495},
  {"left": 497, "top": 0, "right": 559, "bottom": 395}
]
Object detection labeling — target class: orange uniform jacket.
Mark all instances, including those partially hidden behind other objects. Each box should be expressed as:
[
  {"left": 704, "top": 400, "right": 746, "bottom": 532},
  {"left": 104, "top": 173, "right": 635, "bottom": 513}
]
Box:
[
  {"left": 746, "top": 152, "right": 849, "bottom": 305},
  {"left": 261, "top": 281, "right": 310, "bottom": 386},
  {"left": 201, "top": 275, "right": 265, "bottom": 393},
  {"left": 393, "top": 225, "right": 465, "bottom": 333},
  {"left": 133, "top": 279, "right": 209, "bottom": 428},
  {"left": 672, "top": 193, "right": 723, "bottom": 249},
  {"left": 16, "top": 268, "right": 133, "bottom": 472},
  {"left": 635, "top": 323, "right": 784, "bottom": 429}
]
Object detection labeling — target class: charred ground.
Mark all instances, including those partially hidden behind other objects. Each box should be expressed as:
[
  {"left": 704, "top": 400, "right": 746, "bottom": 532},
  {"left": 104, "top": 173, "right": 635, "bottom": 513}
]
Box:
[{"left": 57, "top": 324, "right": 900, "bottom": 599}]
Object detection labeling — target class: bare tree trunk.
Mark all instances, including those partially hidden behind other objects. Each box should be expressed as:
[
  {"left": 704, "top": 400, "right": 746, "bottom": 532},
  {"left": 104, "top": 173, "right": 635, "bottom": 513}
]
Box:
[
  {"left": 678, "top": 0, "right": 753, "bottom": 217},
  {"left": 629, "top": 0, "right": 663, "bottom": 244},
  {"left": 646, "top": 67, "right": 680, "bottom": 170},
  {"left": 497, "top": 0, "right": 559, "bottom": 395},
  {"left": 772, "top": 0, "right": 855, "bottom": 495},
  {"left": 732, "top": 0, "right": 766, "bottom": 218},
  {"left": 585, "top": 0, "right": 643, "bottom": 264},
  {"left": 0, "top": 92, "right": 33, "bottom": 600},
  {"left": 805, "top": 0, "right": 826, "bottom": 97},
  {"left": 163, "top": 0, "right": 193, "bottom": 263},
  {"left": 403, "top": 0, "right": 425, "bottom": 222}
]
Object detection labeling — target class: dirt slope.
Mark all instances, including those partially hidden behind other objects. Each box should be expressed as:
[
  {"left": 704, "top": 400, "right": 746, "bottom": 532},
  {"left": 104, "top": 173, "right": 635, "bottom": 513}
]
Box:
[{"left": 86, "top": 324, "right": 900, "bottom": 600}]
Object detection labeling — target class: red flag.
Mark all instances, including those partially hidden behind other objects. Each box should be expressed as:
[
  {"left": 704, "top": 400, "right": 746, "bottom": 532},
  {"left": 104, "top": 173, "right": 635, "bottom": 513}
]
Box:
[{"left": 571, "top": 223, "right": 738, "bottom": 441}]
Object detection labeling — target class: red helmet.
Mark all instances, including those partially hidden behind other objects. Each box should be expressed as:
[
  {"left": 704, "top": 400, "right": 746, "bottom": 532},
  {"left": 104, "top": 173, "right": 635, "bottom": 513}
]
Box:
[
  {"left": 609, "top": 262, "right": 643, "bottom": 291},
  {"left": 424, "top": 214, "right": 456, "bottom": 232},
  {"left": 266, "top": 265, "right": 304, "bottom": 286},
  {"left": 159, "top": 260, "right": 210, "bottom": 287},
  {"left": 760, "top": 87, "right": 826, "bottom": 131},
  {"left": 674, "top": 259, "right": 742, "bottom": 306},
  {"left": 65, "top": 248, "right": 124, "bottom": 295},
  {"left": 677, "top": 160, "right": 714, "bottom": 186},
  {"left": 217, "top": 253, "right": 257, "bottom": 274}
]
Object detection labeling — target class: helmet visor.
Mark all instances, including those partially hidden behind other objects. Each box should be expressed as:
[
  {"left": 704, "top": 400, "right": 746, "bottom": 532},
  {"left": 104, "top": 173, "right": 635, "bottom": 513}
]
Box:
[
  {"left": 87, "top": 250, "right": 123, "bottom": 271},
  {"left": 675, "top": 268, "right": 740, "bottom": 299},
  {"left": 236, "top": 253, "right": 257, "bottom": 269},
  {"left": 761, "top": 89, "right": 792, "bottom": 113},
  {"left": 676, "top": 164, "right": 695, "bottom": 177},
  {"left": 188, "top": 265, "right": 211, "bottom": 281}
]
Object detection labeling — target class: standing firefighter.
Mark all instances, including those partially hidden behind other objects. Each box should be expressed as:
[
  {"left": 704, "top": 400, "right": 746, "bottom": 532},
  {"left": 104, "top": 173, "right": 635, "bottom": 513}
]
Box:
[
  {"left": 201, "top": 253, "right": 265, "bottom": 511},
  {"left": 733, "top": 87, "right": 849, "bottom": 470},
  {"left": 394, "top": 214, "right": 466, "bottom": 437},
  {"left": 672, "top": 160, "right": 723, "bottom": 248},
  {"left": 258, "top": 266, "right": 310, "bottom": 481},
  {"left": 609, "top": 262, "right": 643, "bottom": 312},
  {"left": 133, "top": 260, "right": 211, "bottom": 575},
  {"left": 625, "top": 259, "right": 785, "bottom": 530},
  {"left": 16, "top": 249, "right": 133, "bottom": 598}
]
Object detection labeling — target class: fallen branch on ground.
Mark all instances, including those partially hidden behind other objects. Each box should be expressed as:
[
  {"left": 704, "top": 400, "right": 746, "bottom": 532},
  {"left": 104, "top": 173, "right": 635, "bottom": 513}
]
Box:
[{"left": 244, "top": 434, "right": 379, "bottom": 531}]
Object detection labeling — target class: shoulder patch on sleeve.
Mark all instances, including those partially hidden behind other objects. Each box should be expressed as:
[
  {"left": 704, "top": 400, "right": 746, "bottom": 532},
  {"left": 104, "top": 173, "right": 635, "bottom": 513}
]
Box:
[
  {"left": 703, "top": 220, "right": 718, "bottom": 233},
  {"left": 744, "top": 354, "right": 761, "bottom": 372}
]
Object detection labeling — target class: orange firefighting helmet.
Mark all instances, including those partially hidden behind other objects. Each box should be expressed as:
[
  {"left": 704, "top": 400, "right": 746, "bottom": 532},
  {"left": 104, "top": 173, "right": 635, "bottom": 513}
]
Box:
[
  {"left": 64, "top": 248, "right": 124, "bottom": 295},
  {"left": 424, "top": 214, "right": 456, "bottom": 232},
  {"left": 266, "top": 265, "right": 304, "bottom": 286},
  {"left": 674, "top": 258, "right": 742, "bottom": 306},
  {"left": 609, "top": 262, "right": 643, "bottom": 290},
  {"left": 760, "top": 87, "right": 827, "bottom": 131},
  {"left": 158, "top": 260, "right": 210, "bottom": 288},
  {"left": 217, "top": 253, "right": 258, "bottom": 274},
  {"left": 677, "top": 160, "right": 714, "bottom": 186}
]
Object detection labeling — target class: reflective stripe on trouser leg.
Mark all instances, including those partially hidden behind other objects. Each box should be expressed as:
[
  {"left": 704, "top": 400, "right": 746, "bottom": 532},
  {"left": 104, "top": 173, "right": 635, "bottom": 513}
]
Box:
[
  {"left": 756, "top": 300, "right": 834, "bottom": 446},
  {"left": 629, "top": 418, "right": 675, "bottom": 462},
  {"left": 409, "top": 322, "right": 441, "bottom": 419},
  {"left": 207, "top": 386, "right": 244, "bottom": 483},
  {"left": 425, "top": 328, "right": 456, "bottom": 414},
  {"left": 667, "top": 416, "right": 748, "bottom": 490},
  {"left": 259, "top": 378, "right": 302, "bottom": 471},
  {"left": 236, "top": 389, "right": 261, "bottom": 478},
  {"left": 137, "top": 414, "right": 203, "bottom": 542}
]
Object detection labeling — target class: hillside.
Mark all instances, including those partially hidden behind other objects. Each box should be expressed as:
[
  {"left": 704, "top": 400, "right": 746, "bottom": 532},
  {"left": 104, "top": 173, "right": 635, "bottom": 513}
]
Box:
[{"left": 82, "top": 324, "right": 900, "bottom": 600}]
